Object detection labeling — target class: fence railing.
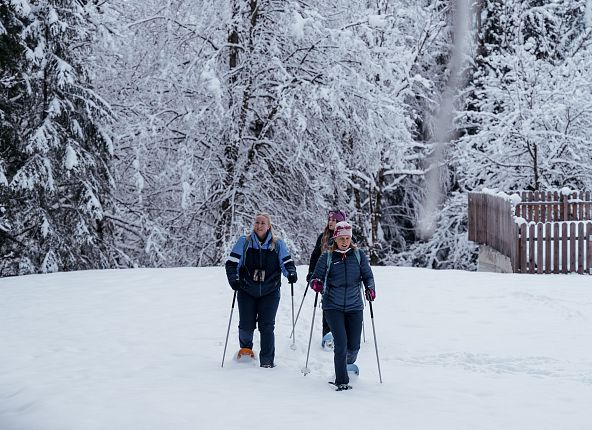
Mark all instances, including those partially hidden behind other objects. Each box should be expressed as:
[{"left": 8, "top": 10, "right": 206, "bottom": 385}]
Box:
[
  {"left": 514, "top": 191, "right": 592, "bottom": 222},
  {"left": 468, "top": 191, "right": 592, "bottom": 274}
]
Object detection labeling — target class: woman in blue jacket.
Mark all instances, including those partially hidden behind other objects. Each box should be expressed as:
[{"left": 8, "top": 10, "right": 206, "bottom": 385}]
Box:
[
  {"left": 310, "top": 221, "right": 376, "bottom": 390},
  {"left": 225, "top": 213, "right": 297, "bottom": 368}
]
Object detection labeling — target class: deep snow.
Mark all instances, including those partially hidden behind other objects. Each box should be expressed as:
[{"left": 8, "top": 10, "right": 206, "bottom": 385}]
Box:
[{"left": 1, "top": 266, "right": 591, "bottom": 430}]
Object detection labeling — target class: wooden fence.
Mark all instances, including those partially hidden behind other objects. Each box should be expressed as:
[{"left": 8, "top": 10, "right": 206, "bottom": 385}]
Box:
[
  {"left": 514, "top": 191, "right": 592, "bottom": 222},
  {"left": 467, "top": 192, "right": 515, "bottom": 261},
  {"left": 515, "top": 221, "right": 592, "bottom": 274},
  {"left": 468, "top": 191, "right": 592, "bottom": 274}
]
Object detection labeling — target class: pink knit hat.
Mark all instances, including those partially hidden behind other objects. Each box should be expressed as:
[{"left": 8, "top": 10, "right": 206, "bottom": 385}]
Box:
[{"left": 333, "top": 221, "right": 353, "bottom": 238}]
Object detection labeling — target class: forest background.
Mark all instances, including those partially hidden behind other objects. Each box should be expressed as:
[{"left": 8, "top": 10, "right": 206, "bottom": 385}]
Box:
[{"left": 2, "top": 0, "right": 592, "bottom": 277}]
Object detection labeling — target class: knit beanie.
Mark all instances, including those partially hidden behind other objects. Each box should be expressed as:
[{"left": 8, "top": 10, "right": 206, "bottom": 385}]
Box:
[
  {"left": 333, "top": 221, "right": 353, "bottom": 238},
  {"left": 328, "top": 210, "right": 346, "bottom": 222}
]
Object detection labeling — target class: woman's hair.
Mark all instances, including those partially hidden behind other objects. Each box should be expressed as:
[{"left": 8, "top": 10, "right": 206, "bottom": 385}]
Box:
[
  {"left": 320, "top": 225, "right": 332, "bottom": 252},
  {"left": 254, "top": 212, "right": 278, "bottom": 249}
]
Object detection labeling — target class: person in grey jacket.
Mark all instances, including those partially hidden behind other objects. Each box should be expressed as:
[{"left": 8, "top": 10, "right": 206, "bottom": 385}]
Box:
[{"left": 310, "top": 221, "right": 376, "bottom": 390}]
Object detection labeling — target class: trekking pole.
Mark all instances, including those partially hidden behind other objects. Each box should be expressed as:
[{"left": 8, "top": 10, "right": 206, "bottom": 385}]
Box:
[
  {"left": 290, "top": 281, "right": 309, "bottom": 339},
  {"left": 221, "top": 290, "right": 238, "bottom": 368},
  {"left": 302, "top": 292, "right": 319, "bottom": 375},
  {"left": 290, "top": 282, "right": 296, "bottom": 350},
  {"left": 368, "top": 300, "right": 383, "bottom": 383}
]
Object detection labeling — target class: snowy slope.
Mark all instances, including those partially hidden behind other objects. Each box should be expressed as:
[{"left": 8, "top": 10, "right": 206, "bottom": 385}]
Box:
[{"left": 1, "top": 266, "right": 591, "bottom": 430}]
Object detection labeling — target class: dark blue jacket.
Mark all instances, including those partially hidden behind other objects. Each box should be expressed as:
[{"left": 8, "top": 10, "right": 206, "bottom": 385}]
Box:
[
  {"left": 225, "top": 231, "right": 296, "bottom": 298},
  {"left": 312, "top": 247, "right": 375, "bottom": 312}
]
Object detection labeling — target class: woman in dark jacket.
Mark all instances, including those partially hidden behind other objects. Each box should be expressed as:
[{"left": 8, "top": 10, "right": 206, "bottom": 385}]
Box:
[
  {"left": 311, "top": 221, "right": 376, "bottom": 390},
  {"left": 306, "top": 209, "right": 346, "bottom": 348},
  {"left": 225, "top": 213, "right": 298, "bottom": 368}
]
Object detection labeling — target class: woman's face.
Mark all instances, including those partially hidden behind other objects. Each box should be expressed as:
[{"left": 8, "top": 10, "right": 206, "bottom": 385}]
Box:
[
  {"left": 254, "top": 215, "right": 270, "bottom": 240},
  {"left": 335, "top": 235, "right": 351, "bottom": 250},
  {"left": 327, "top": 218, "right": 337, "bottom": 230}
]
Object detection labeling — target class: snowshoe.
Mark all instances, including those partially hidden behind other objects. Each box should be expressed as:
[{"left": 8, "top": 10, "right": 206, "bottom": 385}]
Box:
[
  {"left": 321, "top": 332, "right": 334, "bottom": 350},
  {"left": 260, "top": 363, "right": 275, "bottom": 368},
  {"left": 236, "top": 348, "right": 255, "bottom": 362},
  {"left": 328, "top": 382, "right": 352, "bottom": 391},
  {"left": 347, "top": 363, "right": 359, "bottom": 375}
]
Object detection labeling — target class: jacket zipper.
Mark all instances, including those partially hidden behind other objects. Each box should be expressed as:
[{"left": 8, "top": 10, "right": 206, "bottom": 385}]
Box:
[
  {"left": 259, "top": 243, "right": 263, "bottom": 296},
  {"left": 343, "top": 252, "right": 348, "bottom": 311}
]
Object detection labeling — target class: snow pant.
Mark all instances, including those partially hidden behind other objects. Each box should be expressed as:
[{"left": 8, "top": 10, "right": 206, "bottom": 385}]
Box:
[
  {"left": 237, "top": 289, "right": 281, "bottom": 366},
  {"left": 324, "top": 309, "right": 363, "bottom": 385},
  {"left": 322, "top": 311, "right": 331, "bottom": 337}
]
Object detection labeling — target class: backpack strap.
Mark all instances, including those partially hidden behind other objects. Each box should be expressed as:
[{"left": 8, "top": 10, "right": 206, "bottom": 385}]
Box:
[
  {"left": 354, "top": 249, "right": 362, "bottom": 283},
  {"left": 323, "top": 251, "right": 333, "bottom": 287}
]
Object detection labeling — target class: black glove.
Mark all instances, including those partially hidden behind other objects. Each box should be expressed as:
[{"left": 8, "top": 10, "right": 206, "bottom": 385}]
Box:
[
  {"left": 231, "top": 279, "right": 242, "bottom": 291},
  {"left": 287, "top": 271, "right": 298, "bottom": 284},
  {"left": 306, "top": 273, "right": 313, "bottom": 283}
]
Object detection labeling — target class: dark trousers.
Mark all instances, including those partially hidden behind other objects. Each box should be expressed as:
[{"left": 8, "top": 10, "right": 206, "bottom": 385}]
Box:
[
  {"left": 322, "top": 312, "right": 331, "bottom": 337},
  {"left": 324, "top": 309, "right": 363, "bottom": 385},
  {"left": 237, "top": 289, "right": 280, "bottom": 365}
]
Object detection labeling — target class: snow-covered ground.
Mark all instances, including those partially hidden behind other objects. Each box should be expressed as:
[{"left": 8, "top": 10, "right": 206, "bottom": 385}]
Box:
[{"left": 1, "top": 266, "right": 591, "bottom": 430}]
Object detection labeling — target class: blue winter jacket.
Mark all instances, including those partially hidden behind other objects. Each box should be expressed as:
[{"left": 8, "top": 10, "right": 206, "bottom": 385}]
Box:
[
  {"left": 225, "top": 231, "right": 297, "bottom": 298},
  {"left": 312, "top": 247, "right": 375, "bottom": 312}
]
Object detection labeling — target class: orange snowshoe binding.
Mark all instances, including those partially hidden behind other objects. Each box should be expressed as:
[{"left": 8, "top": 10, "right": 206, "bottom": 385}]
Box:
[{"left": 236, "top": 348, "right": 255, "bottom": 361}]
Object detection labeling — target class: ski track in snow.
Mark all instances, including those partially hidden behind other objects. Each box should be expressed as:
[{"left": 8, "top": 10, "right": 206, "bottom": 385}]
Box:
[
  {"left": 397, "top": 352, "right": 592, "bottom": 385},
  {"left": 509, "top": 291, "right": 587, "bottom": 320}
]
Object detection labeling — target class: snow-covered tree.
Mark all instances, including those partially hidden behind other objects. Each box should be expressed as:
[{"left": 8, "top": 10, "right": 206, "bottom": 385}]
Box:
[
  {"left": 457, "top": 0, "right": 592, "bottom": 191},
  {"left": 91, "top": 0, "right": 459, "bottom": 267},
  {"left": 0, "top": 0, "right": 117, "bottom": 276},
  {"left": 96, "top": 1, "right": 323, "bottom": 266},
  {"left": 409, "top": 0, "right": 592, "bottom": 270}
]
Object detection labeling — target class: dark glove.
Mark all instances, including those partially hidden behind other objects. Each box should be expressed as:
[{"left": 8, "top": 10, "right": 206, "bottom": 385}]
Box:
[
  {"left": 365, "top": 288, "right": 376, "bottom": 302},
  {"left": 231, "top": 279, "right": 242, "bottom": 291},
  {"left": 310, "top": 279, "right": 323, "bottom": 293},
  {"left": 239, "top": 265, "right": 249, "bottom": 280},
  {"left": 306, "top": 273, "right": 313, "bottom": 283},
  {"left": 287, "top": 271, "right": 298, "bottom": 284}
]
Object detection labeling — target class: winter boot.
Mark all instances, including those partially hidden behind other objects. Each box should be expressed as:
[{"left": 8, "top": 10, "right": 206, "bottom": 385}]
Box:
[
  {"left": 328, "top": 382, "right": 353, "bottom": 391},
  {"left": 347, "top": 363, "right": 359, "bottom": 375},
  {"left": 335, "top": 384, "right": 353, "bottom": 391},
  {"left": 260, "top": 363, "right": 275, "bottom": 368},
  {"left": 321, "top": 332, "right": 334, "bottom": 350}
]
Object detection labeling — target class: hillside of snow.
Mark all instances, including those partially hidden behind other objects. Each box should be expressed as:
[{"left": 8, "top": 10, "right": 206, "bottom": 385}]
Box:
[{"left": 1, "top": 266, "right": 591, "bottom": 430}]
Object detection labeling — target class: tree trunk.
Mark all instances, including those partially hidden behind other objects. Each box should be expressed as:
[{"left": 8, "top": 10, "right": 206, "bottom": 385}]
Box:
[{"left": 213, "top": 0, "right": 260, "bottom": 263}]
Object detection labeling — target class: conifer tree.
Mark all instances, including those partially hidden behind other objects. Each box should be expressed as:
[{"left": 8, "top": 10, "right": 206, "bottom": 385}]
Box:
[{"left": 0, "top": 0, "right": 116, "bottom": 276}]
